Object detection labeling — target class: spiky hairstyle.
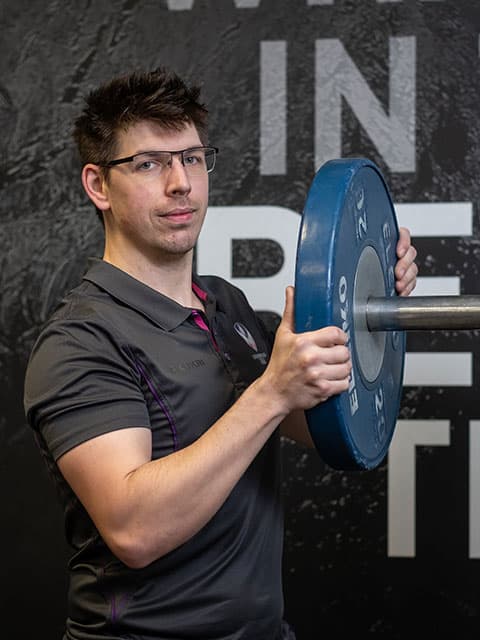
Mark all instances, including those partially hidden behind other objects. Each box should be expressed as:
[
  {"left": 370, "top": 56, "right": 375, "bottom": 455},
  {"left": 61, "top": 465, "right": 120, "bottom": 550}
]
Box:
[{"left": 73, "top": 67, "right": 209, "bottom": 166}]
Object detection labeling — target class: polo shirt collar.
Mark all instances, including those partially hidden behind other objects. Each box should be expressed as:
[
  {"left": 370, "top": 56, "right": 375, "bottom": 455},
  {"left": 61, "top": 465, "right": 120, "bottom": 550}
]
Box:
[{"left": 82, "top": 258, "right": 216, "bottom": 331}]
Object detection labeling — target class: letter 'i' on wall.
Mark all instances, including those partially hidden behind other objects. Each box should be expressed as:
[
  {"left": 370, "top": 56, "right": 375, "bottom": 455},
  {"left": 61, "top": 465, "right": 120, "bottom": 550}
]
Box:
[{"left": 260, "top": 41, "right": 287, "bottom": 175}]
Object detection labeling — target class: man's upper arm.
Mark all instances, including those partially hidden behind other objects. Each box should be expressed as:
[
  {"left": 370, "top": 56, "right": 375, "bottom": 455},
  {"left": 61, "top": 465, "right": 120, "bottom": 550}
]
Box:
[{"left": 57, "top": 426, "right": 152, "bottom": 535}]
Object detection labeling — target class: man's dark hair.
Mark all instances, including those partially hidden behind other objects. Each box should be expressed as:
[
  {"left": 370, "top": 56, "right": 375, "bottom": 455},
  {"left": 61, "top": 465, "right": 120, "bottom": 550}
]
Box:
[{"left": 73, "top": 66, "right": 209, "bottom": 166}]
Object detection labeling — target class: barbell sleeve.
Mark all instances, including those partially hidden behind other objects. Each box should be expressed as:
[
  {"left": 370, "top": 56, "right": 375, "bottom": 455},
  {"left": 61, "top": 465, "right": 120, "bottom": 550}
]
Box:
[{"left": 365, "top": 295, "right": 480, "bottom": 331}]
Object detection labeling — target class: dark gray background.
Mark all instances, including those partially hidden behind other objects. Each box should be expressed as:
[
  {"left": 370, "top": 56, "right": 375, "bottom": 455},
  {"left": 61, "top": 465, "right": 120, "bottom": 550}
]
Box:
[{"left": 2, "top": 0, "right": 480, "bottom": 637}]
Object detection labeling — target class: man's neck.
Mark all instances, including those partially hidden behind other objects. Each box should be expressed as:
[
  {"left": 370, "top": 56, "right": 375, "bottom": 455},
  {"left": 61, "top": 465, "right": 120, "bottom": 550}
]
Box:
[{"left": 102, "top": 249, "right": 203, "bottom": 310}]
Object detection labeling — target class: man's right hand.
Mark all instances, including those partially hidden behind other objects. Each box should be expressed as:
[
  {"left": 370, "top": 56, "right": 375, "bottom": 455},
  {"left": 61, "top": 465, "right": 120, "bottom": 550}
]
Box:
[{"left": 261, "top": 286, "right": 352, "bottom": 416}]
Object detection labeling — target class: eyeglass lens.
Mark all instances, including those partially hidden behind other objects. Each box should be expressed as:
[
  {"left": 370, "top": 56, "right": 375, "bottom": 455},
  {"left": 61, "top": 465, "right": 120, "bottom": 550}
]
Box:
[{"left": 131, "top": 147, "right": 216, "bottom": 175}]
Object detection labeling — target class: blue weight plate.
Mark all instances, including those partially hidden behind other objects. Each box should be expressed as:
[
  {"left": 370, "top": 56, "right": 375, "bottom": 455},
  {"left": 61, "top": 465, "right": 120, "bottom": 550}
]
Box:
[{"left": 294, "top": 158, "right": 406, "bottom": 470}]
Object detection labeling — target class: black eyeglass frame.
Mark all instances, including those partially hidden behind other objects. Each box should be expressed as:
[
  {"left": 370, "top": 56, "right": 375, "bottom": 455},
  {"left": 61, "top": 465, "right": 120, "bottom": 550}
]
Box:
[{"left": 98, "top": 146, "right": 219, "bottom": 172}]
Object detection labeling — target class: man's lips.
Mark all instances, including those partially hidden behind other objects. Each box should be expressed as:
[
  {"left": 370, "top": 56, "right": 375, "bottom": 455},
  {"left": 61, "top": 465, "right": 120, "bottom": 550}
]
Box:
[{"left": 161, "top": 208, "right": 195, "bottom": 222}]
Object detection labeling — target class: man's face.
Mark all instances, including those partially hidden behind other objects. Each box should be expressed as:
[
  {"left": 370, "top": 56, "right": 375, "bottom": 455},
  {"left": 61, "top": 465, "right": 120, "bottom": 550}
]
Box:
[{"left": 101, "top": 120, "right": 210, "bottom": 264}]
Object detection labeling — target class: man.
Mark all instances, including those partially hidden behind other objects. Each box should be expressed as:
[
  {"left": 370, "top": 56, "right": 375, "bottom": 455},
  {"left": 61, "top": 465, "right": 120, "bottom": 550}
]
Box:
[{"left": 24, "top": 67, "right": 417, "bottom": 640}]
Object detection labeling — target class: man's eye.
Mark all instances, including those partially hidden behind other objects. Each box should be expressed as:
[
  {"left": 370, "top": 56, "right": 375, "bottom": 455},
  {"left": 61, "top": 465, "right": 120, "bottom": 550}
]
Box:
[
  {"left": 184, "top": 154, "right": 202, "bottom": 166},
  {"left": 136, "top": 160, "right": 156, "bottom": 171}
]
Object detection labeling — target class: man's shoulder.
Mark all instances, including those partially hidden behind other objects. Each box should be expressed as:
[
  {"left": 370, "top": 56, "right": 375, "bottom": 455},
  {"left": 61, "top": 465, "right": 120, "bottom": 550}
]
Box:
[
  {"left": 33, "top": 279, "right": 115, "bottom": 351},
  {"left": 41, "top": 284, "right": 91, "bottom": 327}
]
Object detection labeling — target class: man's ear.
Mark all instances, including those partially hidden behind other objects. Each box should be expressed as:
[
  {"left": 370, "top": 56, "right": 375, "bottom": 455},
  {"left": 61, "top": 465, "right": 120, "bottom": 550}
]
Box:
[{"left": 81, "top": 164, "right": 111, "bottom": 212}]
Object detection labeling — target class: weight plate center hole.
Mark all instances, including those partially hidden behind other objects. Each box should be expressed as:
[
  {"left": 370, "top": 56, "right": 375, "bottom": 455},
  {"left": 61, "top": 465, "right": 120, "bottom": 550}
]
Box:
[{"left": 353, "top": 245, "right": 387, "bottom": 383}]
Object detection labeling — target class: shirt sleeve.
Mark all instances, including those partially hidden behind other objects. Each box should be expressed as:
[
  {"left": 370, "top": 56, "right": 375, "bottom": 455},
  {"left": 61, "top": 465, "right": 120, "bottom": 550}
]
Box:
[{"left": 24, "top": 319, "right": 151, "bottom": 461}]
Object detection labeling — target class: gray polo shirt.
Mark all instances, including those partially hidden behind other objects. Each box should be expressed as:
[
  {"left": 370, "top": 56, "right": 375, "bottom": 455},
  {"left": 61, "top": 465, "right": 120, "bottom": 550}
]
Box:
[{"left": 24, "top": 259, "right": 284, "bottom": 640}]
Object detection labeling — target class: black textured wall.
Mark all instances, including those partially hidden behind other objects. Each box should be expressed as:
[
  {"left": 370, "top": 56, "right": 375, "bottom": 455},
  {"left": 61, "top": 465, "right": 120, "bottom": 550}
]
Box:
[{"left": 2, "top": 1, "right": 480, "bottom": 638}]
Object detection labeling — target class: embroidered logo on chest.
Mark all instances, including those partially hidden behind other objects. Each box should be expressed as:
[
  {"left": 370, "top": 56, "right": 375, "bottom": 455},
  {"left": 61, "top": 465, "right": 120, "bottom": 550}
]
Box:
[
  {"left": 234, "top": 322, "right": 258, "bottom": 351},
  {"left": 233, "top": 322, "right": 268, "bottom": 365}
]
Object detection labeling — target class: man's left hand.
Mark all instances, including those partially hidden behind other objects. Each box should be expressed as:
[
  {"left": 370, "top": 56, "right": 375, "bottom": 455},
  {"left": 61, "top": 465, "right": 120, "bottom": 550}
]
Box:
[{"left": 395, "top": 226, "right": 418, "bottom": 297}]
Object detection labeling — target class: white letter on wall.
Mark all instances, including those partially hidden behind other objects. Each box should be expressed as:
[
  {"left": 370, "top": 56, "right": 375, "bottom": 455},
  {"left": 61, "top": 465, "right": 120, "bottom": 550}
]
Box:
[
  {"left": 315, "top": 36, "right": 416, "bottom": 172},
  {"left": 260, "top": 41, "right": 287, "bottom": 175},
  {"left": 470, "top": 421, "right": 480, "bottom": 558},
  {"left": 196, "top": 206, "right": 300, "bottom": 316},
  {"left": 388, "top": 420, "right": 450, "bottom": 557},
  {"left": 166, "top": 0, "right": 194, "bottom": 9}
]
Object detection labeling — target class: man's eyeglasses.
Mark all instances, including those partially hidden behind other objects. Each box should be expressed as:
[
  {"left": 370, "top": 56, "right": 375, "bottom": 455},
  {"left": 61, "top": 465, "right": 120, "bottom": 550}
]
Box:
[{"left": 98, "top": 146, "right": 218, "bottom": 177}]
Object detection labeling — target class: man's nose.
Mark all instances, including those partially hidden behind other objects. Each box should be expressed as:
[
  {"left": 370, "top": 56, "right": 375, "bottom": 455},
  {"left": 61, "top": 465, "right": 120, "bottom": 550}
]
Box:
[{"left": 165, "top": 154, "right": 191, "bottom": 195}]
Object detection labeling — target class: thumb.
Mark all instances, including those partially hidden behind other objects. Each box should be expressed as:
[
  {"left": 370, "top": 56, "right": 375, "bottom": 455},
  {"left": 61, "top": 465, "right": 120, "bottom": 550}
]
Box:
[
  {"left": 280, "top": 286, "right": 296, "bottom": 333},
  {"left": 396, "top": 226, "right": 410, "bottom": 258}
]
